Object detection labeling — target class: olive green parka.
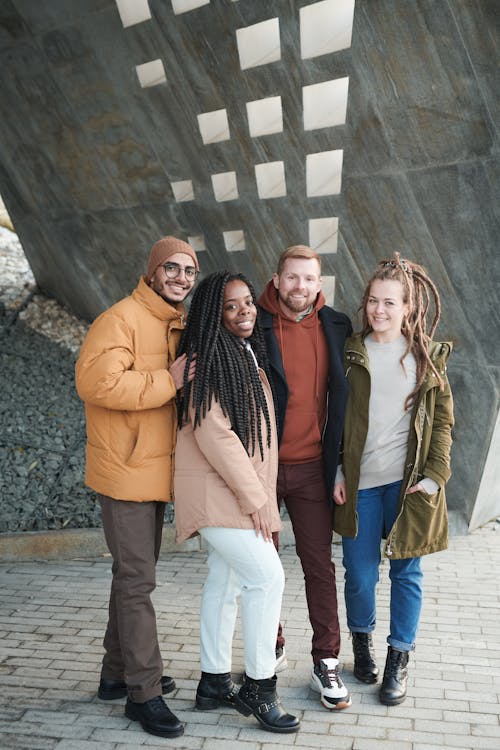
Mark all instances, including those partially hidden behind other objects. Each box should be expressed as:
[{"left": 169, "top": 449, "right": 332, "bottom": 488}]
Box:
[{"left": 333, "top": 334, "right": 454, "bottom": 560}]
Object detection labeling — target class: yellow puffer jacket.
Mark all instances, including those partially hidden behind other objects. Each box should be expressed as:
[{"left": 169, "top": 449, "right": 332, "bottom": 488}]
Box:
[{"left": 75, "top": 277, "right": 185, "bottom": 501}]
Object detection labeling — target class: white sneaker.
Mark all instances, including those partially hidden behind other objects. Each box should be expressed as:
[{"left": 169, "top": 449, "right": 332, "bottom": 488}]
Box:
[
  {"left": 310, "top": 658, "right": 351, "bottom": 709},
  {"left": 275, "top": 646, "right": 288, "bottom": 673}
]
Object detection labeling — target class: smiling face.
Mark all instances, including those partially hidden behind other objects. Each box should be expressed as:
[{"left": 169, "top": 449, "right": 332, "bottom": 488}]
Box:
[
  {"left": 149, "top": 251, "right": 197, "bottom": 304},
  {"left": 221, "top": 279, "right": 257, "bottom": 340},
  {"left": 273, "top": 257, "right": 322, "bottom": 319},
  {"left": 366, "top": 278, "right": 409, "bottom": 342}
]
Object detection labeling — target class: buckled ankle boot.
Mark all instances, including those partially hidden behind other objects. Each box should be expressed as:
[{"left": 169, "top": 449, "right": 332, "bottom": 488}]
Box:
[
  {"left": 352, "top": 632, "right": 379, "bottom": 684},
  {"left": 195, "top": 672, "right": 239, "bottom": 710},
  {"left": 234, "top": 675, "right": 300, "bottom": 733},
  {"left": 379, "top": 646, "right": 409, "bottom": 705}
]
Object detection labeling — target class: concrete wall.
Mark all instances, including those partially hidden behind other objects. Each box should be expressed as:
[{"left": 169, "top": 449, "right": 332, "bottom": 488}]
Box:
[{"left": 0, "top": 0, "right": 498, "bottom": 530}]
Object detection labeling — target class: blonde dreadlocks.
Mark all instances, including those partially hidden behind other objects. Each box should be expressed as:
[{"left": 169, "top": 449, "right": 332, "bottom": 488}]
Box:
[{"left": 359, "top": 251, "right": 444, "bottom": 409}]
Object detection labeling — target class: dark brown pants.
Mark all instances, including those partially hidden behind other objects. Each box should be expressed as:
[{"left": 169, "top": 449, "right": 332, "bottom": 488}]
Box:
[
  {"left": 98, "top": 494, "right": 165, "bottom": 703},
  {"left": 275, "top": 460, "right": 341, "bottom": 664}
]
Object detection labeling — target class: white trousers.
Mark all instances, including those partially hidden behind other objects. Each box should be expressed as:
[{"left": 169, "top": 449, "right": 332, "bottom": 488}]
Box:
[{"left": 198, "top": 527, "right": 285, "bottom": 679}]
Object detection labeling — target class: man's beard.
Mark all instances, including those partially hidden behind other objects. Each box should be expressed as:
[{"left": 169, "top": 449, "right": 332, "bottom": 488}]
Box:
[{"left": 280, "top": 293, "right": 312, "bottom": 313}]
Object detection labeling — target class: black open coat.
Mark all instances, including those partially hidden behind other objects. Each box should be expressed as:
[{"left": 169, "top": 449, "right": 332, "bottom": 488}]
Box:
[{"left": 258, "top": 304, "right": 352, "bottom": 502}]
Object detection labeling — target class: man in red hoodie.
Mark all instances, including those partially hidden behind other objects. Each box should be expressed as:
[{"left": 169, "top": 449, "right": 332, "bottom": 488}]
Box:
[{"left": 258, "top": 245, "right": 353, "bottom": 710}]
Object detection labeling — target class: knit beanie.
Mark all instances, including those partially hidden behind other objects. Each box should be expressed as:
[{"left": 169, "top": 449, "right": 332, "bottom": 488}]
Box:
[{"left": 146, "top": 236, "right": 199, "bottom": 280}]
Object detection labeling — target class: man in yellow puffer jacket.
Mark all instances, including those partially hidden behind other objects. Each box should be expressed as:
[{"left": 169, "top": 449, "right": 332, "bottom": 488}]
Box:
[{"left": 75, "top": 236, "right": 199, "bottom": 739}]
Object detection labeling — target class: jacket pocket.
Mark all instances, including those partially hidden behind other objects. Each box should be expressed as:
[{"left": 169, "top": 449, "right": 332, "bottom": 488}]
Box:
[
  {"left": 407, "top": 489, "right": 439, "bottom": 510},
  {"left": 403, "top": 488, "right": 447, "bottom": 552},
  {"left": 122, "top": 412, "right": 151, "bottom": 467}
]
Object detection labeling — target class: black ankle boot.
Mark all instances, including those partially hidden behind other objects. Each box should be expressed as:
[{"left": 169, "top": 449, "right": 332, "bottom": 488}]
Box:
[
  {"left": 125, "top": 696, "right": 184, "bottom": 738},
  {"left": 195, "top": 672, "right": 239, "bottom": 710},
  {"left": 352, "top": 632, "right": 379, "bottom": 684},
  {"left": 234, "top": 675, "right": 300, "bottom": 733},
  {"left": 379, "top": 646, "right": 409, "bottom": 705}
]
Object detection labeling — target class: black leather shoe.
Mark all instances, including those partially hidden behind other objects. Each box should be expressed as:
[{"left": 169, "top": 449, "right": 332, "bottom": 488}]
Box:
[
  {"left": 98, "top": 675, "right": 175, "bottom": 700},
  {"left": 234, "top": 675, "right": 300, "bottom": 733},
  {"left": 379, "top": 646, "right": 409, "bottom": 705},
  {"left": 352, "top": 632, "right": 379, "bottom": 684},
  {"left": 196, "top": 672, "right": 239, "bottom": 709},
  {"left": 125, "top": 695, "right": 184, "bottom": 738}
]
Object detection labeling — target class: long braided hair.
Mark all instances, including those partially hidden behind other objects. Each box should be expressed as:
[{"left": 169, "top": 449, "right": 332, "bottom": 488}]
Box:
[
  {"left": 358, "top": 251, "right": 444, "bottom": 409},
  {"left": 177, "top": 271, "right": 273, "bottom": 460}
]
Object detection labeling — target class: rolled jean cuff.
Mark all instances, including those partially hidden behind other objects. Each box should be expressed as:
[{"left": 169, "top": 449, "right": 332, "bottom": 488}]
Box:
[
  {"left": 387, "top": 636, "right": 415, "bottom": 652},
  {"left": 350, "top": 627, "right": 374, "bottom": 634}
]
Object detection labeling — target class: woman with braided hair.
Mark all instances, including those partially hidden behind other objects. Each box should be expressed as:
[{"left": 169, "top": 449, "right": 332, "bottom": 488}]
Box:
[
  {"left": 174, "top": 271, "right": 299, "bottom": 734},
  {"left": 333, "top": 252, "right": 454, "bottom": 706}
]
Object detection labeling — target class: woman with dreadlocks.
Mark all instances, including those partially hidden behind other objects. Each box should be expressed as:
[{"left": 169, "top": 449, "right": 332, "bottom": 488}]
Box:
[
  {"left": 333, "top": 252, "right": 454, "bottom": 706},
  {"left": 174, "top": 271, "right": 300, "bottom": 734}
]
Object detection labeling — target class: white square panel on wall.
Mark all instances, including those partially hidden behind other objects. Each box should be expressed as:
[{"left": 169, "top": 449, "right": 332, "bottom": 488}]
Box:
[
  {"left": 170, "top": 180, "right": 194, "bottom": 202},
  {"left": 171, "top": 0, "right": 210, "bottom": 14},
  {"left": 236, "top": 18, "right": 281, "bottom": 70},
  {"left": 303, "top": 78, "right": 349, "bottom": 131},
  {"left": 255, "top": 161, "right": 286, "bottom": 199},
  {"left": 197, "top": 109, "right": 230, "bottom": 144},
  {"left": 223, "top": 230, "right": 246, "bottom": 252},
  {"left": 309, "top": 217, "right": 338, "bottom": 253},
  {"left": 211, "top": 171, "right": 239, "bottom": 202},
  {"left": 136, "top": 59, "right": 166, "bottom": 87},
  {"left": 322, "top": 275, "right": 336, "bottom": 306},
  {"left": 300, "top": 0, "right": 355, "bottom": 59},
  {"left": 188, "top": 235, "right": 206, "bottom": 253},
  {"left": 115, "top": 0, "right": 151, "bottom": 28},
  {"left": 306, "top": 150, "right": 343, "bottom": 197},
  {"left": 246, "top": 96, "right": 283, "bottom": 137}
]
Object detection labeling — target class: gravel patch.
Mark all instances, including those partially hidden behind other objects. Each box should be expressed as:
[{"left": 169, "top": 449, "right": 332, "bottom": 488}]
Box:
[
  {"left": 0, "top": 225, "right": 36, "bottom": 311},
  {"left": 0, "top": 225, "right": 98, "bottom": 533},
  {"left": 0, "top": 225, "right": 89, "bottom": 352}
]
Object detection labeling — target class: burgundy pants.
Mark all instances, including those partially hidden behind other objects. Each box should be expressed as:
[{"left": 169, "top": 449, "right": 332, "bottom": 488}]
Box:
[
  {"left": 98, "top": 494, "right": 165, "bottom": 703},
  {"left": 275, "top": 460, "right": 341, "bottom": 664}
]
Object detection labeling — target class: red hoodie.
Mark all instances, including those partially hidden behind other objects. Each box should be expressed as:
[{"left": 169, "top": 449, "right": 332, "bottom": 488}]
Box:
[{"left": 258, "top": 281, "right": 329, "bottom": 464}]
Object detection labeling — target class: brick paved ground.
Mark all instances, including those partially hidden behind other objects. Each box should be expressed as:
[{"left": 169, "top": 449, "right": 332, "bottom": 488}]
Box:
[{"left": 1, "top": 521, "right": 499, "bottom": 750}]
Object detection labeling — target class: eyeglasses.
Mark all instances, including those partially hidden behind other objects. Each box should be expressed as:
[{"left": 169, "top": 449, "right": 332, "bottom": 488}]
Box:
[{"left": 161, "top": 262, "right": 199, "bottom": 281}]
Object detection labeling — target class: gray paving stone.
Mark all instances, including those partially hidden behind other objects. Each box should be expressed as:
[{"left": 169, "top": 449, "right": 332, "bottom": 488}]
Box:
[
  {"left": 443, "top": 710, "right": 498, "bottom": 725},
  {"left": 0, "top": 720, "right": 92, "bottom": 740},
  {"left": 354, "top": 741, "right": 412, "bottom": 750},
  {"left": 74, "top": 714, "right": 132, "bottom": 730},
  {"left": 471, "top": 724, "right": 500, "bottom": 738},
  {"left": 0, "top": 734, "right": 58, "bottom": 750},
  {"left": 467, "top": 700, "right": 500, "bottom": 714},
  {"left": 441, "top": 734, "right": 500, "bottom": 748},
  {"left": 187, "top": 723, "right": 240, "bottom": 740},
  {"left": 202, "top": 739, "right": 259, "bottom": 750},
  {"left": 22, "top": 710, "right": 79, "bottom": 725},
  {"left": 54, "top": 744, "right": 114, "bottom": 750}
]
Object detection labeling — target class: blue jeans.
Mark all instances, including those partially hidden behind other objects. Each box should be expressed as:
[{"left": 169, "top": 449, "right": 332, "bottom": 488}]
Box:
[{"left": 341, "top": 480, "right": 423, "bottom": 652}]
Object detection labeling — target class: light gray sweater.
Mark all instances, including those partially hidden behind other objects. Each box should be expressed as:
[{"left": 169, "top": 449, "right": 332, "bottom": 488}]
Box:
[{"left": 337, "top": 334, "right": 438, "bottom": 494}]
